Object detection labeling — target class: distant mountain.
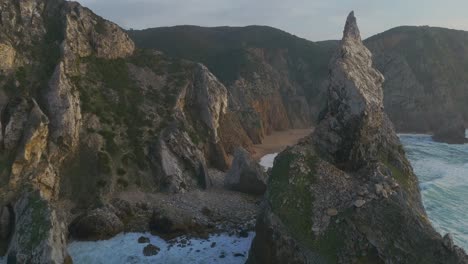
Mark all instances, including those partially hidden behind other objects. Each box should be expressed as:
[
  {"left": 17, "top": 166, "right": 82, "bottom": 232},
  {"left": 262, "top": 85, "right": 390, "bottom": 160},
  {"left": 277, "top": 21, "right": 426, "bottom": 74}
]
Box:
[
  {"left": 130, "top": 25, "right": 468, "bottom": 141},
  {"left": 365, "top": 26, "right": 468, "bottom": 141}
]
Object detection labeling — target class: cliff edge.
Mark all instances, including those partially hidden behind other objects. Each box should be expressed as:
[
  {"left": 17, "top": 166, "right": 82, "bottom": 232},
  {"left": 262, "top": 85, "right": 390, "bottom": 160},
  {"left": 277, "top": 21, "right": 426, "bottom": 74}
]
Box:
[{"left": 247, "top": 12, "right": 468, "bottom": 264}]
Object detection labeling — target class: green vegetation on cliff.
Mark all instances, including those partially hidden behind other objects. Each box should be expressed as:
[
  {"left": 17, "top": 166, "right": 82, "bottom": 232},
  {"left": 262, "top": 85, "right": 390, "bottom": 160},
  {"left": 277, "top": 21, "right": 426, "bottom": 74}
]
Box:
[
  {"left": 267, "top": 150, "right": 317, "bottom": 248},
  {"left": 128, "top": 25, "right": 333, "bottom": 100}
]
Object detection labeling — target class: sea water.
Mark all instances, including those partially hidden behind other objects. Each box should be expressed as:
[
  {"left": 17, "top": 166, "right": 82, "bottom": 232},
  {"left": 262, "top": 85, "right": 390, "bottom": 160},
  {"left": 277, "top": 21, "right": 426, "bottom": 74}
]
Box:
[
  {"left": 399, "top": 133, "right": 468, "bottom": 250},
  {"left": 259, "top": 133, "right": 468, "bottom": 251},
  {"left": 68, "top": 232, "right": 254, "bottom": 264}
]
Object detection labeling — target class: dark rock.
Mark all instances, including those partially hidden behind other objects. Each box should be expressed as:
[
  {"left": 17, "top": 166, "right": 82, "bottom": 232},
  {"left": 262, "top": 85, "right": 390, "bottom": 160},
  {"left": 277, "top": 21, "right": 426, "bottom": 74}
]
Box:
[
  {"left": 343, "top": 11, "right": 361, "bottom": 41},
  {"left": 210, "top": 242, "right": 216, "bottom": 248},
  {"left": 239, "top": 229, "right": 249, "bottom": 238},
  {"left": 0, "top": 206, "right": 13, "bottom": 255},
  {"left": 149, "top": 210, "right": 207, "bottom": 238},
  {"left": 69, "top": 207, "right": 124, "bottom": 240},
  {"left": 138, "top": 236, "right": 150, "bottom": 244},
  {"left": 234, "top": 253, "right": 245, "bottom": 257},
  {"left": 201, "top": 206, "right": 212, "bottom": 217},
  {"left": 432, "top": 114, "right": 467, "bottom": 144},
  {"left": 149, "top": 212, "right": 175, "bottom": 235},
  {"left": 224, "top": 147, "right": 267, "bottom": 195},
  {"left": 443, "top": 234, "right": 455, "bottom": 250},
  {"left": 143, "top": 244, "right": 160, "bottom": 256}
]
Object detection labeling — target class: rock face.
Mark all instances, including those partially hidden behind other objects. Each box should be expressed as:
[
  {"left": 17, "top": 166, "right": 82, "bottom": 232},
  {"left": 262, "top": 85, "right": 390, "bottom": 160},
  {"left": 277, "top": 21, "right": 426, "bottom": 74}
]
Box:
[
  {"left": 130, "top": 24, "right": 468, "bottom": 145},
  {"left": 247, "top": 12, "right": 468, "bottom": 264},
  {"left": 224, "top": 148, "right": 267, "bottom": 195},
  {"left": 314, "top": 11, "right": 385, "bottom": 169},
  {"left": 432, "top": 113, "right": 467, "bottom": 144},
  {"left": 0, "top": 206, "right": 12, "bottom": 255},
  {"left": 129, "top": 26, "right": 333, "bottom": 146},
  {"left": 365, "top": 26, "right": 468, "bottom": 139},
  {"left": 6, "top": 192, "right": 68, "bottom": 264},
  {"left": 0, "top": 0, "right": 233, "bottom": 261}
]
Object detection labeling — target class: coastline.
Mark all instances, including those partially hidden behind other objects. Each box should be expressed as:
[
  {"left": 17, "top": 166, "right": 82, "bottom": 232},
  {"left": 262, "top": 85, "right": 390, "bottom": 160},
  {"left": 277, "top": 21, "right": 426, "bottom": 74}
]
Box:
[{"left": 251, "top": 128, "right": 313, "bottom": 160}]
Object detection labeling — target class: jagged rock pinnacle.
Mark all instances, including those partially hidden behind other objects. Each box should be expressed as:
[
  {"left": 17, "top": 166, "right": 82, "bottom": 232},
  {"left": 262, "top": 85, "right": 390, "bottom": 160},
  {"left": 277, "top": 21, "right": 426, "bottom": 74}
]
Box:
[
  {"left": 314, "top": 10, "right": 384, "bottom": 168},
  {"left": 343, "top": 11, "right": 361, "bottom": 41}
]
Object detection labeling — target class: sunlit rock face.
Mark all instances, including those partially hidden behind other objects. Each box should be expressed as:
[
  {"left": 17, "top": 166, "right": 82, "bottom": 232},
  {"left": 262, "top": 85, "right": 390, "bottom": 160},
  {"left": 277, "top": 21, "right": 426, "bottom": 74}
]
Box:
[{"left": 247, "top": 12, "right": 468, "bottom": 264}]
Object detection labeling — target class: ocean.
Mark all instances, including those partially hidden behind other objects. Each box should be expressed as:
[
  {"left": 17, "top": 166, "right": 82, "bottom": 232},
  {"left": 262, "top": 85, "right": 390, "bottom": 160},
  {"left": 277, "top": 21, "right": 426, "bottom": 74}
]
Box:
[{"left": 400, "top": 133, "right": 468, "bottom": 250}]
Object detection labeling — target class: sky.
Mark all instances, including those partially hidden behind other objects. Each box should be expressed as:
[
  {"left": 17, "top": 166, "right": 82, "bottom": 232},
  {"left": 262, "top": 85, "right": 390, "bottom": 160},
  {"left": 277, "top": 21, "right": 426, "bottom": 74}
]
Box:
[{"left": 76, "top": 0, "right": 468, "bottom": 41}]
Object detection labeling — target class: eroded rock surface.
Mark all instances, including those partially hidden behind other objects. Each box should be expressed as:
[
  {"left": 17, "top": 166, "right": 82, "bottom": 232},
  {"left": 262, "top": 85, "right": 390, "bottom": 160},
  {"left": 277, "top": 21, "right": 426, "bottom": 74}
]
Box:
[
  {"left": 224, "top": 148, "right": 267, "bottom": 195},
  {"left": 0, "top": 0, "right": 238, "bottom": 261},
  {"left": 69, "top": 207, "right": 124, "bottom": 241},
  {"left": 247, "top": 12, "right": 468, "bottom": 264}
]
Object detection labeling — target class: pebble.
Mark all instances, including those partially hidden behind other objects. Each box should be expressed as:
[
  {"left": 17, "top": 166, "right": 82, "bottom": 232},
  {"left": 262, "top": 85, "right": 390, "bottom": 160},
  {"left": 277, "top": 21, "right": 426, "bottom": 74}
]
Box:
[
  {"left": 326, "top": 208, "right": 338, "bottom": 216},
  {"left": 354, "top": 199, "right": 366, "bottom": 208}
]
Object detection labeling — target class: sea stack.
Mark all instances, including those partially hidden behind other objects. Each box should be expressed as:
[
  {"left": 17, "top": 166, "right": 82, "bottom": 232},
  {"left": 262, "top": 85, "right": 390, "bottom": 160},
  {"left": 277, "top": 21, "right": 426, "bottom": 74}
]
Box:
[{"left": 247, "top": 12, "right": 468, "bottom": 264}]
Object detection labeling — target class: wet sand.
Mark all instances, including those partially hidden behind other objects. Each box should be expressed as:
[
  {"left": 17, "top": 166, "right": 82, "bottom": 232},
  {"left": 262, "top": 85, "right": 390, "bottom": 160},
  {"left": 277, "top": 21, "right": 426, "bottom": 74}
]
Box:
[{"left": 251, "top": 128, "right": 313, "bottom": 160}]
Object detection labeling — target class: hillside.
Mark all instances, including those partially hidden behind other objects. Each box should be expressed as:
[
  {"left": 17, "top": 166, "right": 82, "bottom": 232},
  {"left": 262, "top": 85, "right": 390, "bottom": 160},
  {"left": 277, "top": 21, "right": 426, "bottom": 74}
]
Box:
[
  {"left": 129, "top": 26, "right": 335, "bottom": 142},
  {"left": 365, "top": 26, "right": 468, "bottom": 141},
  {"left": 130, "top": 25, "right": 468, "bottom": 141}
]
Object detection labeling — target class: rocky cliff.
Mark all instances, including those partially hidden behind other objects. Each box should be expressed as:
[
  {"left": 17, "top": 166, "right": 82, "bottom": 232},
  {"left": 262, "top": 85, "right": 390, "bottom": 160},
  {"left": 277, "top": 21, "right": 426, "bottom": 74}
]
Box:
[
  {"left": 365, "top": 26, "right": 468, "bottom": 143},
  {"left": 129, "top": 26, "right": 334, "bottom": 145},
  {"left": 247, "top": 12, "right": 468, "bottom": 264},
  {"left": 0, "top": 0, "right": 233, "bottom": 262},
  {"left": 130, "top": 25, "right": 468, "bottom": 144}
]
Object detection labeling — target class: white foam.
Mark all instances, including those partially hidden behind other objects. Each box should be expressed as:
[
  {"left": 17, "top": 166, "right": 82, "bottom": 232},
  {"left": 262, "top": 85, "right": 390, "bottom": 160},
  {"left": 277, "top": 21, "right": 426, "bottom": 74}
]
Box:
[
  {"left": 259, "top": 153, "right": 278, "bottom": 170},
  {"left": 400, "top": 134, "right": 468, "bottom": 250},
  {"left": 68, "top": 232, "right": 254, "bottom": 264}
]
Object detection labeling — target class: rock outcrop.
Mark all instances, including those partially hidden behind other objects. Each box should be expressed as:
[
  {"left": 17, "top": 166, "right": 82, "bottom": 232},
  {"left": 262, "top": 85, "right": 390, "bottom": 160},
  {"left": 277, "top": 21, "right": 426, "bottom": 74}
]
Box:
[
  {"left": 432, "top": 113, "right": 467, "bottom": 144},
  {"left": 247, "top": 12, "right": 468, "bottom": 264},
  {"left": 0, "top": 0, "right": 236, "bottom": 260},
  {"left": 130, "top": 23, "right": 468, "bottom": 145},
  {"left": 224, "top": 148, "right": 267, "bottom": 195},
  {"left": 129, "top": 26, "right": 332, "bottom": 146},
  {"left": 365, "top": 26, "right": 468, "bottom": 139}
]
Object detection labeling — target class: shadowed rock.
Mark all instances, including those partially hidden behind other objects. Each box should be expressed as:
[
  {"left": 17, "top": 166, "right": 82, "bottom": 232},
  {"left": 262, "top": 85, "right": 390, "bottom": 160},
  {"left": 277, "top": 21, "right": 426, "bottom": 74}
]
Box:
[
  {"left": 432, "top": 113, "right": 467, "bottom": 144},
  {"left": 224, "top": 147, "right": 267, "bottom": 195},
  {"left": 69, "top": 207, "right": 124, "bottom": 241}
]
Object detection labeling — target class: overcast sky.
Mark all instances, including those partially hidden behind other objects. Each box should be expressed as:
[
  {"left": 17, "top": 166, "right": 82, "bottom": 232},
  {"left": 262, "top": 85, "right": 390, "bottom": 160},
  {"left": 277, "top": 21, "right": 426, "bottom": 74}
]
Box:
[{"left": 76, "top": 0, "right": 468, "bottom": 41}]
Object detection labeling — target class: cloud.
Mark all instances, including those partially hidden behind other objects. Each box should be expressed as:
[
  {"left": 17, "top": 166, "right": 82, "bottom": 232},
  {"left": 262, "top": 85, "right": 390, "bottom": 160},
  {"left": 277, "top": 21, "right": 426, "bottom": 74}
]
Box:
[{"left": 75, "top": 0, "right": 468, "bottom": 41}]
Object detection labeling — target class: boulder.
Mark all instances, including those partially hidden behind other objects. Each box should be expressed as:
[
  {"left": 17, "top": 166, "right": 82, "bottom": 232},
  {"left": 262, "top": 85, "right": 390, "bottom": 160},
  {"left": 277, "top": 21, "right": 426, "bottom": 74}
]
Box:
[
  {"left": 224, "top": 147, "right": 267, "bottom": 195},
  {"left": 138, "top": 236, "right": 150, "bottom": 244},
  {"left": 69, "top": 207, "right": 124, "bottom": 240},
  {"left": 143, "top": 244, "right": 160, "bottom": 256}
]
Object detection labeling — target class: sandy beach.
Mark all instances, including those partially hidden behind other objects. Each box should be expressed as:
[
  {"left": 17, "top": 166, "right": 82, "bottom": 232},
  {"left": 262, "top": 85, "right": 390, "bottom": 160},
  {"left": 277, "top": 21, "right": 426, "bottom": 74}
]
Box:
[{"left": 251, "top": 128, "right": 313, "bottom": 160}]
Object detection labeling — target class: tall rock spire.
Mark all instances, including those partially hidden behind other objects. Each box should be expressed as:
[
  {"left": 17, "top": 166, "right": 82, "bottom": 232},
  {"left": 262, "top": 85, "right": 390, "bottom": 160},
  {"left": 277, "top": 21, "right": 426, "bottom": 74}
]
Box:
[
  {"left": 248, "top": 12, "right": 468, "bottom": 264},
  {"left": 343, "top": 11, "right": 361, "bottom": 41},
  {"left": 314, "top": 10, "right": 384, "bottom": 169}
]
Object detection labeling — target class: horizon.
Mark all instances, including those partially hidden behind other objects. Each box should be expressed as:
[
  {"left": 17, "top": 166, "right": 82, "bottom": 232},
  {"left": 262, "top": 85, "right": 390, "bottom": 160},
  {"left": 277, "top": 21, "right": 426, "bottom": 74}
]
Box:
[{"left": 76, "top": 0, "right": 468, "bottom": 41}]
